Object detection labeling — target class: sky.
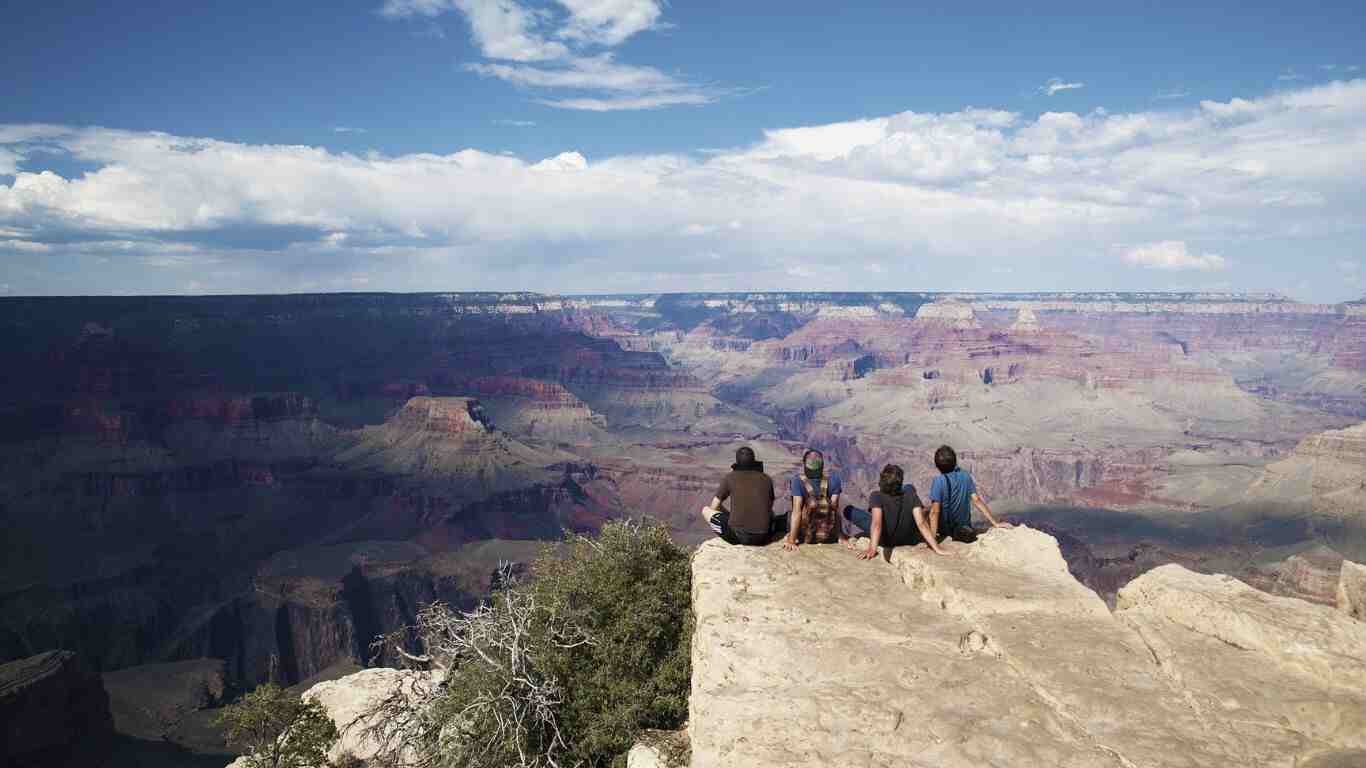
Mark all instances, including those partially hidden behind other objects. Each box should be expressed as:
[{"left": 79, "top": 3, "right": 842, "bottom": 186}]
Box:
[{"left": 2, "top": 0, "right": 1364, "bottom": 300}]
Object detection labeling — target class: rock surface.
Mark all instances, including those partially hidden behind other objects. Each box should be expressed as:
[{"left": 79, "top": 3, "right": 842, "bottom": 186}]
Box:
[
  {"left": 0, "top": 650, "right": 114, "bottom": 767},
  {"left": 102, "top": 657, "right": 226, "bottom": 741},
  {"left": 1340, "top": 559, "right": 1366, "bottom": 621},
  {"left": 222, "top": 667, "right": 434, "bottom": 768},
  {"left": 689, "top": 527, "right": 1366, "bottom": 767}
]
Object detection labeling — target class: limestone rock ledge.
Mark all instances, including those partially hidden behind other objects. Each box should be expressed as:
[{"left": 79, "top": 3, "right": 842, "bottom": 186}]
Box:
[
  {"left": 225, "top": 668, "right": 434, "bottom": 768},
  {"left": 690, "top": 527, "right": 1366, "bottom": 768}
]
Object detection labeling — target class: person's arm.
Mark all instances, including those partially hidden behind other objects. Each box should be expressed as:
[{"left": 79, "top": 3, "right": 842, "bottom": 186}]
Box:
[
  {"left": 928, "top": 501, "right": 941, "bottom": 540},
  {"left": 784, "top": 496, "right": 803, "bottom": 550},
  {"left": 912, "top": 505, "right": 950, "bottom": 555},
  {"left": 831, "top": 492, "right": 846, "bottom": 544},
  {"left": 972, "top": 492, "right": 1011, "bottom": 528},
  {"left": 699, "top": 495, "right": 727, "bottom": 524},
  {"left": 858, "top": 507, "right": 883, "bottom": 559}
]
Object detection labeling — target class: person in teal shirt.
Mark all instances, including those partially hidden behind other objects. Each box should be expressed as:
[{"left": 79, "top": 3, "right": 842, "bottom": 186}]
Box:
[{"left": 927, "top": 445, "right": 1011, "bottom": 542}]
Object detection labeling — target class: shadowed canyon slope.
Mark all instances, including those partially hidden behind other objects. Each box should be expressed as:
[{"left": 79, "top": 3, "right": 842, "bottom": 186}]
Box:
[{"left": 3, "top": 291, "right": 1366, "bottom": 707}]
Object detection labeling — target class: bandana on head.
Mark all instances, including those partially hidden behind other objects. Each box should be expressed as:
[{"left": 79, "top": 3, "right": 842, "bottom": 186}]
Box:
[{"left": 804, "top": 453, "right": 824, "bottom": 478}]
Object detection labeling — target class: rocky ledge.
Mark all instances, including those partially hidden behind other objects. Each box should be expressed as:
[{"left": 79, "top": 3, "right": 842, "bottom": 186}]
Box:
[
  {"left": 689, "top": 527, "right": 1366, "bottom": 768},
  {"left": 1, "top": 650, "right": 114, "bottom": 767}
]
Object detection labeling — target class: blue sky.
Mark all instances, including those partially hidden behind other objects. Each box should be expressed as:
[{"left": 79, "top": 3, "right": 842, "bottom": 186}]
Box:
[{"left": 2, "top": 0, "right": 1364, "bottom": 299}]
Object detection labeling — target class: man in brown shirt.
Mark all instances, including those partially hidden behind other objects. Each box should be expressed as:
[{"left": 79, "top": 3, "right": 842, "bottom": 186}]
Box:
[{"left": 700, "top": 446, "right": 780, "bottom": 545}]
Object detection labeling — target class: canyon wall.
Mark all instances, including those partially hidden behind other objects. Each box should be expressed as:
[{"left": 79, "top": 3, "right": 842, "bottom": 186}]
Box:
[{"left": 5, "top": 290, "right": 1366, "bottom": 705}]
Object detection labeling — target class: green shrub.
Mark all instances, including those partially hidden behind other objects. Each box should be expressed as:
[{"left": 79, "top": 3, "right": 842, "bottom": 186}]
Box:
[
  {"left": 531, "top": 520, "right": 693, "bottom": 767},
  {"left": 215, "top": 682, "right": 339, "bottom": 768},
  {"left": 366, "top": 518, "right": 693, "bottom": 768}
]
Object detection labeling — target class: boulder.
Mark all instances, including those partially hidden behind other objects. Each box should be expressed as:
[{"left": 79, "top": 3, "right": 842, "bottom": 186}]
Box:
[
  {"left": 222, "top": 668, "right": 435, "bottom": 768},
  {"left": 303, "top": 667, "right": 435, "bottom": 765},
  {"left": 1338, "top": 559, "right": 1366, "bottom": 620},
  {"left": 689, "top": 527, "right": 1366, "bottom": 767},
  {"left": 1, "top": 650, "right": 114, "bottom": 767}
]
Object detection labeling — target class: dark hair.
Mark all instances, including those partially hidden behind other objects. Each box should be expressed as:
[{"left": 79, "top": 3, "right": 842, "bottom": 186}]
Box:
[
  {"left": 934, "top": 445, "right": 958, "bottom": 474},
  {"left": 735, "top": 446, "right": 757, "bottom": 466},
  {"left": 879, "top": 464, "right": 904, "bottom": 495}
]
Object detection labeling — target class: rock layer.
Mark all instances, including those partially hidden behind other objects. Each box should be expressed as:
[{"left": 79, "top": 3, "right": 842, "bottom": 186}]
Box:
[
  {"left": 0, "top": 650, "right": 114, "bottom": 767},
  {"left": 689, "top": 528, "right": 1366, "bottom": 767}
]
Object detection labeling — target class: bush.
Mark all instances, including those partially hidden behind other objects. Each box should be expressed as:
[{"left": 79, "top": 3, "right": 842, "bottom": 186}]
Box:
[
  {"left": 532, "top": 519, "right": 693, "bottom": 766},
  {"left": 366, "top": 519, "right": 693, "bottom": 768},
  {"left": 215, "top": 682, "right": 339, "bottom": 768}
]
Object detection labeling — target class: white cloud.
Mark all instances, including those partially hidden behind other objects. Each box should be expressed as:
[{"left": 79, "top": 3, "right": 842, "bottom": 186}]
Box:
[
  {"left": 1, "top": 239, "right": 52, "bottom": 252},
  {"left": 1122, "top": 241, "right": 1228, "bottom": 272},
  {"left": 333, "top": 126, "right": 368, "bottom": 134},
  {"left": 1040, "top": 78, "right": 1085, "bottom": 96},
  {"left": 1154, "top": 89, "right": 1190, "bottom": 100},
  {"left": 554, "top": 0, "right": 662, "bottom": 46},
  {"left": 381, "top": 0, "right": 717, "bottom": 110},
  {"left": 1278, "top": 71, "right": 1305, "bottom": 82},
  {"left": 537, "top": 90, "right": 715, "bottom": 110},
  {"left": 494, "top": 119, "right": 537, "bottom": 126},
  {"left": 1, "top": 80, "right": 1364, "bottom": 296}
]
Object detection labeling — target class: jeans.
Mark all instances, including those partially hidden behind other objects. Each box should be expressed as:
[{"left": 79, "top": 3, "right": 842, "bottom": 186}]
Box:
[{"left": 842, "top": 505, "right": 871, "bottom": 539}]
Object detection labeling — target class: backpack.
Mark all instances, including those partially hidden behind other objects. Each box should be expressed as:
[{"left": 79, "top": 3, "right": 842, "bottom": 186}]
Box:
[{"left": 799, "top": 474, "right": 838, "bottom": 544}]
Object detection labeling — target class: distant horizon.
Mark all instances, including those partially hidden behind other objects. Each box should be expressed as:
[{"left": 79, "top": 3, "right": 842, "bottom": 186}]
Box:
[{"left": 0, "top": 288, "right": 1350, "bottom": 303}]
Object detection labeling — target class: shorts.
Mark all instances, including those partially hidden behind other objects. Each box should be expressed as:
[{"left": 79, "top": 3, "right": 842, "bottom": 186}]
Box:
[{"left": 710, "top": 511, "right": 787, "bottom": 546}]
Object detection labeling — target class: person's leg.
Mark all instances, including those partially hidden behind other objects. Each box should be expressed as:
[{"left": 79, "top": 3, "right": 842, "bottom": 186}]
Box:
[
  {"left": 947, "top": 505, "right": 977, "bottom": 542},
  {"left": 842, "top": 505, "right": 872, "bottom": 538},
  {"left": 707, "top": 508, "right": 739, "bottom": 545},
  {"left": 769, "top": 513, "right": 790, "bottom": 541}
]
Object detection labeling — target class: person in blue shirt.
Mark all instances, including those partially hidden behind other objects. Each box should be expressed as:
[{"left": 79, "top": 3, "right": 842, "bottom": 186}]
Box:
[
  {"left": 927, "top": 445, "right": 1011, "bottom": 542},
  {"left": 783, "top": 448, "right": 843, "bottom": 549}
]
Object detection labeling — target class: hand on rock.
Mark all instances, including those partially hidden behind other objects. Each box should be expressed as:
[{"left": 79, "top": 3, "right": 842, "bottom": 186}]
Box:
[
  {"left": 857, "top": 546, "right": 879, "bottom": 560},
  {"left": 782, "top": 538, "right": 799, "bottom": 552}
]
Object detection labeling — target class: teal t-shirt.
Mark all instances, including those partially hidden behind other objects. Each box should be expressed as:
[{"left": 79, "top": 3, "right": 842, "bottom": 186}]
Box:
[{"left": 929, "top": 469, "right": 976, "bottom": 529}]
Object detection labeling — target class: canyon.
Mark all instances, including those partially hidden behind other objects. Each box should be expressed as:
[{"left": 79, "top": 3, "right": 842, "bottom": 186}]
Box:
[{"left": 2, "top": 291, "right": 1366, "bottom": 763}]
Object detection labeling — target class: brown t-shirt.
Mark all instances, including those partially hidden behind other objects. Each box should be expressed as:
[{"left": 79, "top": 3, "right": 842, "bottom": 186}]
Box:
[{"left": 716, "top": 469, "right": 776, "bottom": 535}]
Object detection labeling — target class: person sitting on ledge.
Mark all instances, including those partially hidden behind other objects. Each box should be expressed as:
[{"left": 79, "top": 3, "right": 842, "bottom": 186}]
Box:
[
  {"left": 783, "top": 448, "right": 842, "bottom": 551},
  {"left": 928, "top": 445, "right": 1011, "bottom": 543},
  {"left": 700, "top": 446, "right": 781, "bottom": 546},
  {"left": 842, "top": 464, "right": 948, "bottom": 560}
]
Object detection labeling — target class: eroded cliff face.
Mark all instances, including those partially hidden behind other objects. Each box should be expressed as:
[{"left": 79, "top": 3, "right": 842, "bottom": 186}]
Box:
[{"left": 689, "top": 529, "right": 1366, "bottom": 767}]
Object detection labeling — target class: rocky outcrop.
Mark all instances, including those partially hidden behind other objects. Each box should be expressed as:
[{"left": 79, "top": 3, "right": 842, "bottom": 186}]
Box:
[
  {"left": 689, "top": 528, "right": 1366, "bottom": 767},
  {"left": 223, "top": 668, "right": 435, "bottom": 768},
  {"left": 1340, "top": 559, "right": 1366, "bottom": 620},
  {"left": 1, "top": 651, "right": 114, "bottom": 767},
  {"left": 103, "top": 658, "right": 226, "bottom": 741},
  {"left": 1297, "top": 422, "right": 1366, "bottom": 523},
  {"left": 1266, "top": 545, "right": 1346, "bottom": 605}
]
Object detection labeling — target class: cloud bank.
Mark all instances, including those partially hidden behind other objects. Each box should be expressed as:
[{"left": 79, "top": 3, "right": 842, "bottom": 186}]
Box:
[{"left": 1, "top": 81, "right": 1364, "bottom": 297}]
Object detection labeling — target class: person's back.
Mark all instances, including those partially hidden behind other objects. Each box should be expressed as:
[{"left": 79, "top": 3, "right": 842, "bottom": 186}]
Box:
[
  {"left": 930, "top": 466, "right": 976, "bottom": 533},
  {"left": 701, "top": 446, "right": 778, "bottom": 546},
  {"left": 844, "top": 464, "right": 947, "bottom": 559},
  {"left": 928, "top": 445, "right": 1011, "bottom": 540}
]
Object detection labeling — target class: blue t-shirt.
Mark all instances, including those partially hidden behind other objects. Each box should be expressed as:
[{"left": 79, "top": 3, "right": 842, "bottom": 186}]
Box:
[
  {"left": 790, "top": 472, "right": 843, "bottom": 501},
  {"left": 929, "top": 469, "right": 976, "bottom": 529}
]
